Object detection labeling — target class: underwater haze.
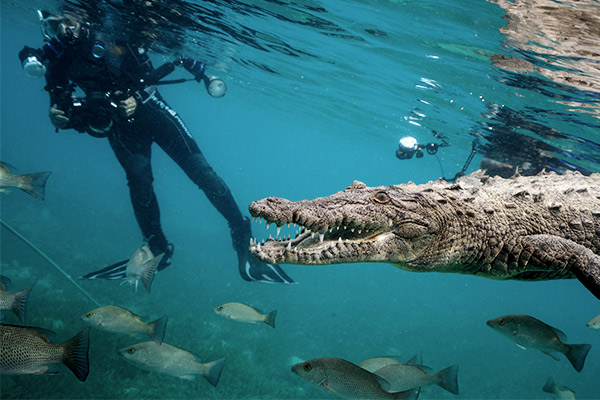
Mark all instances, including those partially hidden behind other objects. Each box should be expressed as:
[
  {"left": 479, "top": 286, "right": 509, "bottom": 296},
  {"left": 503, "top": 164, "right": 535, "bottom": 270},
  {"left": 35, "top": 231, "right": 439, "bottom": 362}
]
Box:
[{"left": 1, "top": 0, "right": 599, "bottom": 399}]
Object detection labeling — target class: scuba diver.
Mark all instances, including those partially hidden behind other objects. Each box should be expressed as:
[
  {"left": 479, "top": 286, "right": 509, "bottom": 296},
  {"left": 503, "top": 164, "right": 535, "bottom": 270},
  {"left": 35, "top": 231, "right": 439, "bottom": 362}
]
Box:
[{"left": 18, "top": 10, "right": 294, "bottom": 284}]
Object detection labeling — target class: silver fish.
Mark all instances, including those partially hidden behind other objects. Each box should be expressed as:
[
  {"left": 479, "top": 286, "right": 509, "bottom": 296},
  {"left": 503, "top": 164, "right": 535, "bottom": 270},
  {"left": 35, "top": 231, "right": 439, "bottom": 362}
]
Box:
[
  {"left": 0, "top": 324, "right": 90, "bottom": 381},
  {"left": 124, "top": 245, "right": 163, "bottom": 293},
  {"left": 214, "top": 302, "right": 277, "bottom": 328},
  {"left": 0, "top": 162, "right": 51, "bottom": 200},
  {"left": 81, "top": 305, "right": 167, "bottom": 344},
  {"left": 359, "top": 355, "right": 411, "bottom": 373},
  {"left": 586, "top": 315, "right": 600, "bottom": 330},
  {"left": 118, "top": 341, "right": 225, "bottom": 386},
  {"left": 0, "top": 276, "right": 31, "bottom": 324},
  {"left": 487, "top": 314, "right": 592, "bottom": 372},
  {"left": 542, "top": 377, "right": 576, "bottom": 400},
  {"left": 292, "top": 357, "right": 420, "bottom": 399},
  {"left": 372, "top": 356, "right": 459, "bottom": 395}
]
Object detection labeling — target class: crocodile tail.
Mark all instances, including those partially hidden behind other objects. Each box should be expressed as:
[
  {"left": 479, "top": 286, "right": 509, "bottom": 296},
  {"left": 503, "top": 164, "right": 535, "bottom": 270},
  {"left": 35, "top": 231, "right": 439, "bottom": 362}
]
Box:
[{"left": 564, "top": 343, "right": 592, "bottom": 372}]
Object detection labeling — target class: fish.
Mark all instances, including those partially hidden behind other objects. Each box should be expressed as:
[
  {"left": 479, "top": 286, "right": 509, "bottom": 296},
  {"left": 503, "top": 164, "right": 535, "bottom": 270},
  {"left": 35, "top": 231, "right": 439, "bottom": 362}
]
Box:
[
  {"left": 542, "top": 377, "right": 576, "bottom": 400},
  {"left": 124, "top": 245, "right": 163, "bottom": 293},
  {"left": 0, "top": 162, "right": 51, "bottom": 200},
  {"left": 0, "top": 324, "right": 90, "bottom": 381},
  {"left": 586, "top": 315, "right": 600, "bottom": 330},
  {"left": 81, "top": 305, "right": 167, "bottom": 344},
  {"left": 359, "top": 355, "right": 411, "bottom": 373},
  {"left": 292, "top": 358, "right": 420, "bottom": 399},
  {"left": 117, "top": 341, "right": 225, "bottom": 386},
  {"left": 486, "top": 314, "right": 592, "bottom": 372},
  {"left": 213, "top": 302, "right": 277, "bottom": 328},
  {"left": 370, "top": 356, "right": 459, "bottom": 395},
  {"left": 0, "top": 275, "right": 32, "bottom": 324}
]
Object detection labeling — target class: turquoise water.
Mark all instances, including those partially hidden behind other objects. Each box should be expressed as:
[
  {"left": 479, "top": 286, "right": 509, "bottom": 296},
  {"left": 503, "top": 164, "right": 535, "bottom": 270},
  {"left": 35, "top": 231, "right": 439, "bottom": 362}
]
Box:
[{"left": 1, "top": 0, "right": 599, "bottom": 399}]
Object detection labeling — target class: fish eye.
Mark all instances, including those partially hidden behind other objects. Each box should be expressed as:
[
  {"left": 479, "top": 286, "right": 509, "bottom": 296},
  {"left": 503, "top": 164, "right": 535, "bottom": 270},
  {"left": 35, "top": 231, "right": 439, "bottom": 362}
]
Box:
[
  {"left": 372, "top": 192, "right": 390, "bottom": 204},
  {"left": 86, "top": 312, "right": 93, "bottom": 318},
  {"left": 303, "top": 362, "right": 312, "bottom": 371},
  {"left": 498, "top": 318, "right": 505, "bottom": 326},
  {"left": 217, "top": 306, "right": 223, "bottom": 311},
  {"left": 128, "top": 347, "right": 136, "bottom": 354}
]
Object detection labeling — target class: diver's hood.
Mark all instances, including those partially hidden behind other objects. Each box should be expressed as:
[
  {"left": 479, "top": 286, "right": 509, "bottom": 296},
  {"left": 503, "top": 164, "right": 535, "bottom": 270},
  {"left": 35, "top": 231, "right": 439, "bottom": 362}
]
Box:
[{"left": 38, "top": 10, "right": 63, "bottom": 41}]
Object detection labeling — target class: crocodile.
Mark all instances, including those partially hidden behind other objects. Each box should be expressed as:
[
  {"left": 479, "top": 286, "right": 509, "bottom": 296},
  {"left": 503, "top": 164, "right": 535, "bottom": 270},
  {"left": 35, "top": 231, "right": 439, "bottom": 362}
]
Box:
[{"left": 248, "top": 170, "right": 600, "bottom": 300}]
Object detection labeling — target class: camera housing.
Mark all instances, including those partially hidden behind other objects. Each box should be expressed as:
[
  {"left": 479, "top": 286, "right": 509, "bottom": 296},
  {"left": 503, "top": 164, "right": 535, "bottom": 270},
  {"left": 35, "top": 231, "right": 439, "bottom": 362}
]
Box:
[{"left": 53, "top": 90, "right": 119, "bottom": 136}]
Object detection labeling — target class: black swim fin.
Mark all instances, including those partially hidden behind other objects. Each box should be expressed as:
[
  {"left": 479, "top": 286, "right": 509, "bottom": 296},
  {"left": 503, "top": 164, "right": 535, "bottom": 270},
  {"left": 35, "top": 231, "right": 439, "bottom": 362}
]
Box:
[
  {"left": 79, "top": 243, "right": 174, "bottom": 281},
  {"left": 79, "top": 259, "right": 128, "bottom": 280},
  {"left": 239, "top": 257, "right": 295, "bottom": 284}
]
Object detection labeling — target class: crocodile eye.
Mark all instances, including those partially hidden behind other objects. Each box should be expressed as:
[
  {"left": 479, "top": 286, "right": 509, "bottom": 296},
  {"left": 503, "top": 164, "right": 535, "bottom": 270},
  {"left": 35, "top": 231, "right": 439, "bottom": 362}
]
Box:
[
  {"left": 372, "top": 192, "right": 390, "bottom": 204},
  {"left": 303, "top": 362, "right": 312, "bottom": 371},
  {"left": 128, "top": 347, "right": 136, "bottom": 354}
]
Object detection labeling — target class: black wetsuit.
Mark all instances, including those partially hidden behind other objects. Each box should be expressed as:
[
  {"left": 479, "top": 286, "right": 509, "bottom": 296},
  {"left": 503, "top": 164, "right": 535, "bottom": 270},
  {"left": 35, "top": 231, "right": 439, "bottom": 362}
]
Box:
[{"left": 43, "top": 28, "right": 293, "bottom": 283}]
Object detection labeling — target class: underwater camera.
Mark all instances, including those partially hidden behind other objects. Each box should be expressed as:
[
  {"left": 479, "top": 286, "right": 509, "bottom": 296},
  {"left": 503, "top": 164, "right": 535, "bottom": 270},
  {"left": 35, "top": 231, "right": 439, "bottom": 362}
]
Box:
[
  {"left": 53, "top": 90, "right": 120, "bottom": 136},
  {"left": 396, "top": 136, "right": 440, "bottom": 160}
]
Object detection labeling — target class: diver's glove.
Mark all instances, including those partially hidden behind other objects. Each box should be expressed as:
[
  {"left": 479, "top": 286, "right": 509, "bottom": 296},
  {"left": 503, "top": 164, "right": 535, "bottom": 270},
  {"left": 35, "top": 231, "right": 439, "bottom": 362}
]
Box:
[{"left": 49, "top": 107, "right": 70, "bottom": 129}]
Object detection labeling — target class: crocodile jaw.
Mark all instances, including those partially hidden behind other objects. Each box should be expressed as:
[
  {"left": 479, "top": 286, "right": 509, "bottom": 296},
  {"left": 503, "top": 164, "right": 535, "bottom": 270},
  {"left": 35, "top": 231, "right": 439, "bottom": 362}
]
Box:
[
  {"left": 249, "top": 226, "right": 403, "bottom": 265},
  {"left": 248, "top": 195, "right": 419, "bottom": 265}
]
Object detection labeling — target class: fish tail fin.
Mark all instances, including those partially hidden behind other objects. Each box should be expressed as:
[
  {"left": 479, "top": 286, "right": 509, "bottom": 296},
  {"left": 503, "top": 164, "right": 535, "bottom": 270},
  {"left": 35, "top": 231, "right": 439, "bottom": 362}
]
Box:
[
  {"left": 263, "top": 310, "right": 277, "bottom": 329},
  {"left": 436, "top": 364, "right": 459, "bottom": 395},
  {"left": 141, "top": 254, "right": 162, "bottom": 293},
  {"left": 201, "top": 357, "right": 226, "bottom": 387},
  {"left": 0, "top": 275, "right": 12, "bottom": 290},
  {"left": 19, "top": 171, "right": 52, "bottom": 200},
  {"left": 11, "top": 287, "right": 31, "bottom": 324},
  {"left": 564, "top": 343, "right": 592, "bottom": 372},
  {"left": 61, "top": 327, "right": 90, "bottom": 382},
  {"left": 148, "top": 315, "right": 168, "bottom": 345},
  {"left": 542, "top": 377, "right": 556, "bottom": 394}
]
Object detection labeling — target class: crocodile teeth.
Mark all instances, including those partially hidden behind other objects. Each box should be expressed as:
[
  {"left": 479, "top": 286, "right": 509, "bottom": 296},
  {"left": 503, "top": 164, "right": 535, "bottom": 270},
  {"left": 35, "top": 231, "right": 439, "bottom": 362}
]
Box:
[
  {"left": 319, "top": 233, "right": 325, "bottom": 243},
  {"left": 276, "top": 226, "right": 281, "bottom": 237}
]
